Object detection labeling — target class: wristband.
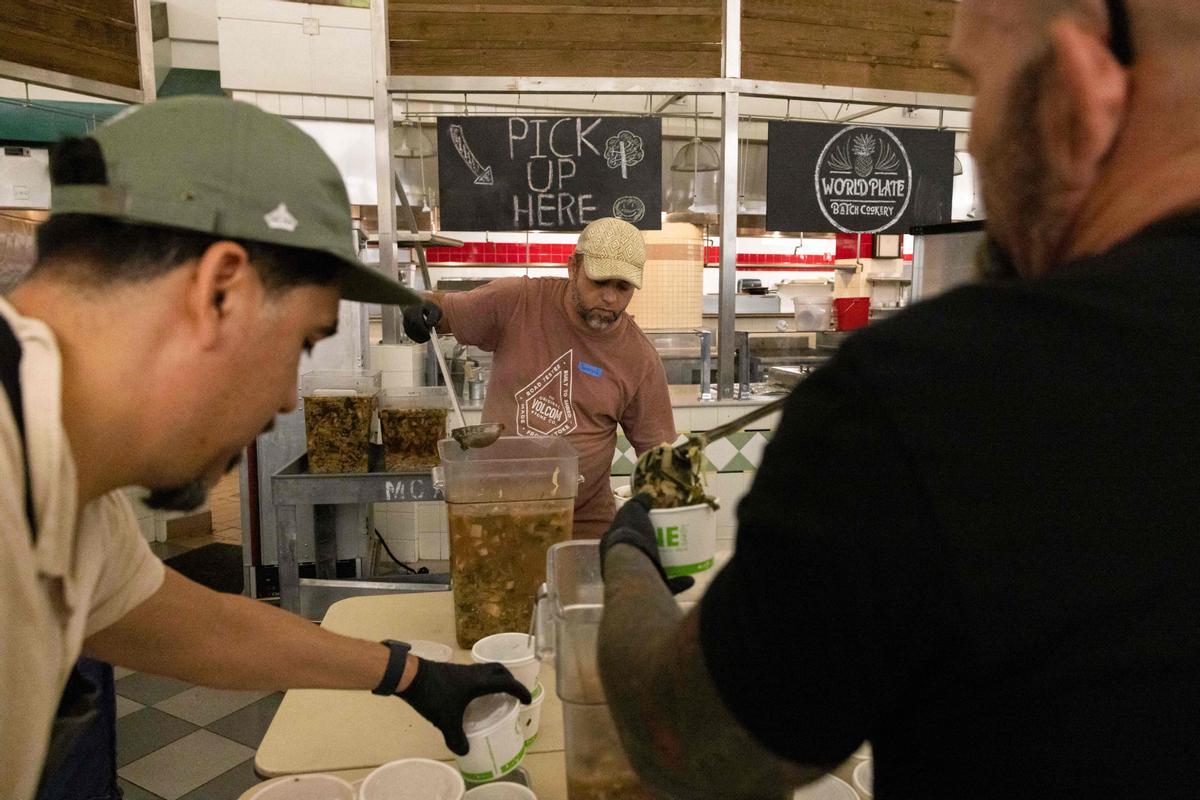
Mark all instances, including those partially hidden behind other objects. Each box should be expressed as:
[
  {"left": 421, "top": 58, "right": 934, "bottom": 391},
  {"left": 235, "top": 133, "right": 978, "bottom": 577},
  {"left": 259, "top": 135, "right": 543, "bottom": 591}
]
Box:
[{"left": 372, "top": 639, "right": 412, "bottom": 696}]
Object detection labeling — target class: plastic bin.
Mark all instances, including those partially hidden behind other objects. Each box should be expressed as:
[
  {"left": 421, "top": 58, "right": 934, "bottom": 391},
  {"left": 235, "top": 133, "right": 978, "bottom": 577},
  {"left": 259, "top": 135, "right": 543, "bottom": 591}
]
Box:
[
  {"left": 792, "top": 297, "right": 833, "bottom": 331},
  {"left": 434, "top": 436, "right": 579, "bottom": 648},
  {"left": 379, "top": 387, "right": 450, "bottom": 472},
  {"left": 535, "top": 541, "right": 659, "bottom": 800},
  {"left": 300, "top": 370, "right": 380, "bottom": 474}
]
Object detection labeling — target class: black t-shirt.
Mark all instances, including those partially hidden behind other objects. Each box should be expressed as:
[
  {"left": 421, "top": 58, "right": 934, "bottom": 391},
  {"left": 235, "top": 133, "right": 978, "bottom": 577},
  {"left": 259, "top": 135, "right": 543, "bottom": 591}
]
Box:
[{"left": 700, "top": 213, "right": 1200, "bottom": 798}]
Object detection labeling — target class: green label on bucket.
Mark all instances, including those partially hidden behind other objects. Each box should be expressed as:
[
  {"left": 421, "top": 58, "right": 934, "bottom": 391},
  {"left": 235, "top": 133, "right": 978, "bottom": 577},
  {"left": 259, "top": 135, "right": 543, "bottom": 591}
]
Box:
[
  {"left": 656, "top": 525, "right": 688, "bottom": 549},
  {"left": 461, "top": 768, "right": 495, "bottom": 782},
  {"left": 500, "top": 743, "right": 527, "bottom": 775},
  {"left": 664, "top": 557, "right": 714, "bottom": 578}
]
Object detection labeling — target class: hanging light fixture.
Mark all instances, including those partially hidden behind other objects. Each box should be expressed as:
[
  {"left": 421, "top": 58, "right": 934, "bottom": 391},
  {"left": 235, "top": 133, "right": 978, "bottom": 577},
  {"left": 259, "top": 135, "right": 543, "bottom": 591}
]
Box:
[
  {"left": 670, "top": 96, "right": 720, "bottom": 212},
  {"left": 671, "top": 97, "right": 721, "bottom": 174},
  {"left": 393, "top": 94, "right": 435, "bottom": 159},
  {"left": 393, "top": 119, "right": 435, "bottom": 159}
]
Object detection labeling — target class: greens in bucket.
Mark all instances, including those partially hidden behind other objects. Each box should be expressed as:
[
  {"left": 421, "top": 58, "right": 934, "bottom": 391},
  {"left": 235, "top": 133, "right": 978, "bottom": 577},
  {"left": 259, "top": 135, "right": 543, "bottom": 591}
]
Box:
[{"left": 630, "top": 440, "right": 718, "bottom": 510}]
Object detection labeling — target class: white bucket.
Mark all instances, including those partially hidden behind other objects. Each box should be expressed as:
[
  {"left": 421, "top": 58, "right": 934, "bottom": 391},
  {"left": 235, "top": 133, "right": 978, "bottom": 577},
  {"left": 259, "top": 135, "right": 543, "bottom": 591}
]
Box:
[
  {"left": 517, "top": 681, "right": 545, "bottom": 747},
  {"left": 455, "top": 694, "right": 526, "bottom": 783},
  {"left": 360, "top": 758, "right": 465, "bottom": 800},
  {"left": 650, "top": 503, "right": 717, "bottom": 578},
  {"left": 471, "top": 633, "right": 540, "bottom": 692},
  {"left": 464, "top": 783, "right": 538, "bottom": 799},
  {"left": 248, "top": 774, "right": 355, "bottom": 800},
  {"left": 614, "top": 488, "right": 718, "bottom": 578}
]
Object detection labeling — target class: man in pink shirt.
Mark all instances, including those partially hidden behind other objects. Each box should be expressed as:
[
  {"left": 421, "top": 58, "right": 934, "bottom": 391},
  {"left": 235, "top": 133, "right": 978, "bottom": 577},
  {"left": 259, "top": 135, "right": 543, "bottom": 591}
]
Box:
[{"left": 403, "top": 218, "right": 676, "bottom": 538}]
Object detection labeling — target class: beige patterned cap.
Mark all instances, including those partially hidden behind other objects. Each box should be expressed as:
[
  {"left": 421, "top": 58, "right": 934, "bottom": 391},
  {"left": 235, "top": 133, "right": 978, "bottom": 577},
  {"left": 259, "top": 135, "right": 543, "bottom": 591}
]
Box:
[{"left": 574, "top": 217, "right": 646, "bottom": 289}]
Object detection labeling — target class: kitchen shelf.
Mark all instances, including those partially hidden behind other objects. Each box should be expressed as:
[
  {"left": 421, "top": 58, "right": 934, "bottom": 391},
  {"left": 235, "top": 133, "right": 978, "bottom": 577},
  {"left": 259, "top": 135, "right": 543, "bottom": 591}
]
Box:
[
  {"left": 366, "top": 232, "right": 464, "bottom": 248},
  {"left": 866, "top": 276, "right": 911, "bottom": 283}
]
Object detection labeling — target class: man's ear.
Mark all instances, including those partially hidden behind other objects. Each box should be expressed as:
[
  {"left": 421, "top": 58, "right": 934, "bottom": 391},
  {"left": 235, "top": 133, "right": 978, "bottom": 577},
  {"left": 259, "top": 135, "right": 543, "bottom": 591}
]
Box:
[
  {"left": 1039, "top": 18, "right": 1130, "bottom": 187},
  {"left": 186, "top": 241, "right": 255, "bottom": 350}
]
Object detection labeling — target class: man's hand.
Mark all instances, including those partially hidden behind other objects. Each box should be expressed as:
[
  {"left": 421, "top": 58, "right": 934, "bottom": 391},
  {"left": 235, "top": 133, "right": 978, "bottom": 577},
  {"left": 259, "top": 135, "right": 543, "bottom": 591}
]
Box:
[
  {"left": 401, "top": 300, "right": 444, "bottom": 344},
  {"left": 601, "top": 493, "right": 695, "bottom": 595},
  {"left": 399, "top": 659, "right": 532, "bottom": 755}
]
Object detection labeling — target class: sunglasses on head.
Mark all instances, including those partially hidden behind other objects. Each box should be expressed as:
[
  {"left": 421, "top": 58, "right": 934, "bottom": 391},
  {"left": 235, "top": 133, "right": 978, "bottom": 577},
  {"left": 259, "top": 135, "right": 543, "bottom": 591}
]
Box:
[{"left": 1105, "top": 0, "right": 1135, "bottom": 65}]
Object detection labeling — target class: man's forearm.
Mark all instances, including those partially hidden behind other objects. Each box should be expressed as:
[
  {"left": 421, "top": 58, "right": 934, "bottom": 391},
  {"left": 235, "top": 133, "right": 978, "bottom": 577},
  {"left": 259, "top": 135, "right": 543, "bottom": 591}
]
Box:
[
  {"left": 598, "top": 546, "right": 822, "bottom": 799},
  {"left": 85, "top": 568, "right": 416, "bottom": 693}
]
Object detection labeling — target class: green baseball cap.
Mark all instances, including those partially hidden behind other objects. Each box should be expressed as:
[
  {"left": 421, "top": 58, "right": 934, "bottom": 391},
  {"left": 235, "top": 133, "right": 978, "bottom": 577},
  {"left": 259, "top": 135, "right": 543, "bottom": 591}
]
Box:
[{"left": 49, "top": 96, "right": 419, "bottom": 306}]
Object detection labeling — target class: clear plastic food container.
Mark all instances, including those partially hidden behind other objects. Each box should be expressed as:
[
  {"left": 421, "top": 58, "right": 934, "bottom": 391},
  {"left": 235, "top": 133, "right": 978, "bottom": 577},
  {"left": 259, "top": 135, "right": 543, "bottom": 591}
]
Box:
[
  {"left": 535, "top": 541, "right": 660, "bottom": 800},
  {"left": 379, "top": 387, "right": 450, "bottom": 472},
  {"left": 434, "top": 436, "right": 578, "bottom": 648},
  {"left": 300, "top": 370, "right": 380, "bottom": 474}
]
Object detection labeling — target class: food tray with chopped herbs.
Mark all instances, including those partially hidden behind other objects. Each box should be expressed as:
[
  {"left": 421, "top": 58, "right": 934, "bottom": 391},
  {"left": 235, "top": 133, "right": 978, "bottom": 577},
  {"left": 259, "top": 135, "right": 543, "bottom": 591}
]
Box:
[
  {"left": 300, "top": 370, "right": 381, "bottom": 475},
  {"left": 379, "top": 388, "right": 450, "bottom": 472}
]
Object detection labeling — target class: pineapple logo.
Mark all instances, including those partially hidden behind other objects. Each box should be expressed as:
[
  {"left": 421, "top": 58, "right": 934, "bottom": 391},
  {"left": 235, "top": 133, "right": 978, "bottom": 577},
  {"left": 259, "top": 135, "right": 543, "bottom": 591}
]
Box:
[{"left": 815, "top": 126, "right": 912, "bottom": 234}]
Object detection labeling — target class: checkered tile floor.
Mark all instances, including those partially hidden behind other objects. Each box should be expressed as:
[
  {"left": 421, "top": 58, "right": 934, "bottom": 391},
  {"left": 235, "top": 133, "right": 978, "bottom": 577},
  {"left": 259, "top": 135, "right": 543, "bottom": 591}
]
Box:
[
  {"left": 114, "top": 667, "right": 282, "bottom": 799},
  {"left": 117, "top": 473, "right": 276, "bottom": 800}
]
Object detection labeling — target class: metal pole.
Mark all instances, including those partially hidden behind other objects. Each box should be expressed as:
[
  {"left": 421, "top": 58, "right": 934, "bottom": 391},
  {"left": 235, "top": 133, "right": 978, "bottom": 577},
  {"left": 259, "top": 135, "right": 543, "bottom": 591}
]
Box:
[
  {"left": 371, "top": 0, "right": 401, "bottom": 342},
  {"left": 723, "top": 0, "right": 741, "bottom": 80},
  {"left": 133, "top": 0, "right": 157, "bottom": 103},
  {"left": 717, "top": 90, "right": 740, "bottom": 400}
]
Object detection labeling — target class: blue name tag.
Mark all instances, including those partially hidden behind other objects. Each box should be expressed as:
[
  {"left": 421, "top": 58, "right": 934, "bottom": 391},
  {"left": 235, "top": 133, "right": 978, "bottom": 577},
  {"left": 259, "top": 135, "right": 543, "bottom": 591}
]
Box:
[{"left": 579, "top": 361, "right": 603, "bottom": 378}]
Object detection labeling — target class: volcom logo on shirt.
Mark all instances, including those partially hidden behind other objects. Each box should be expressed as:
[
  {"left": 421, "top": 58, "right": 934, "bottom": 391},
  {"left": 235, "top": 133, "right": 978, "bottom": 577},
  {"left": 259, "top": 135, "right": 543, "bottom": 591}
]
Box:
[{"left": 516, "top": 350, "right": 578, "bottom": 436}]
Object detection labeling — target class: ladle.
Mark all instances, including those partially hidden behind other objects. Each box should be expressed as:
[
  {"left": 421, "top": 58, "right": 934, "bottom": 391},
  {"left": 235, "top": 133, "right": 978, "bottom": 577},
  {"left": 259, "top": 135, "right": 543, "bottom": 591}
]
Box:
[
  {"left": 632, "top": 394, "right": 789, "bottom": 489},
  {"left": 397, "top": 169, "right": 504, "bottom": 450},
  {"left": 427, "top": 326, "right": 504, "bottom": 449}
]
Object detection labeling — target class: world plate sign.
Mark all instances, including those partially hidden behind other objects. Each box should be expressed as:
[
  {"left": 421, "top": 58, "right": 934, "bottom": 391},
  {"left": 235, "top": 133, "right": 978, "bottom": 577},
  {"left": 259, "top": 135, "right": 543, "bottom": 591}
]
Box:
[{"left": 815, "top": 126, "right": 913, "bottom": 234}]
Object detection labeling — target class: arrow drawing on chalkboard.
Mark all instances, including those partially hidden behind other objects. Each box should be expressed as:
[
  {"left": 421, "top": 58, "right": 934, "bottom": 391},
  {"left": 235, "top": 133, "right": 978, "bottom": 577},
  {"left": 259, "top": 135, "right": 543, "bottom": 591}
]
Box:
[{"left": 448, "top": 124, "right": 493, "bottom": 186}]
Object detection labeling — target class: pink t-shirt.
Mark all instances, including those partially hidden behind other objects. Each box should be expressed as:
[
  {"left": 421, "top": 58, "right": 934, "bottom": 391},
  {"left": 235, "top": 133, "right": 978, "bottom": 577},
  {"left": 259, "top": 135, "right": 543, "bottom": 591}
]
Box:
[{"left": 441, "top": 277, "right": 675, "bottom": 537}]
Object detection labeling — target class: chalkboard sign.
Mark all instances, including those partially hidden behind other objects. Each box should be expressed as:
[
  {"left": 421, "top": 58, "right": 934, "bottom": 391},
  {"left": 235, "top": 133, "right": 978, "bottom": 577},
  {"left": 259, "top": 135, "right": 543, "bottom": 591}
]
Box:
[
  {"left": 766, "top": 121, "right": 955, "bottom": 235},
  {"left": 436, "top": 116, "right": 662, "bottom": 232}
]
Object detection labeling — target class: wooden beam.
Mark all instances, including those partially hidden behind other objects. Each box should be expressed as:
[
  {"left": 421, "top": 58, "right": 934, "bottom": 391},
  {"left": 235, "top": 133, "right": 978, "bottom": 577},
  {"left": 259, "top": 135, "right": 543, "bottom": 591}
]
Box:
[
  {"left": 743, "top": 50, "right": 966, "bottom": 95},
  {"left": 391, "top": 45, "right": 720, "bottom": 78},
  {"left": 744, "top": 0, "right": 956, "bottom": 38},
  {"left": 390, "top": 11, "right": 719, "bottom": 43}
]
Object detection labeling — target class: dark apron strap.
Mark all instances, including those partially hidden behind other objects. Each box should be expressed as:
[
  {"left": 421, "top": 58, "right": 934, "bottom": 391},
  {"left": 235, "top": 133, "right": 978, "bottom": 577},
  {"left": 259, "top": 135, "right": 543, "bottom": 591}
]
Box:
[
  {"left": 1, "top": 316, "right": 111, "bottom": 799},
  {"left": 0, "top": 314, "right": 37, "bottom": 539}
]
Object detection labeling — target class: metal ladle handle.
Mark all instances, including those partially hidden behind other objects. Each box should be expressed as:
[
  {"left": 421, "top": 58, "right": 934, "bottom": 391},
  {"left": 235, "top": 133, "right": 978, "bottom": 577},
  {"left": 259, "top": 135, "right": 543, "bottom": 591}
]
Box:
[{"left": 690, "top": 394, "right": 789, "bottom": 450}]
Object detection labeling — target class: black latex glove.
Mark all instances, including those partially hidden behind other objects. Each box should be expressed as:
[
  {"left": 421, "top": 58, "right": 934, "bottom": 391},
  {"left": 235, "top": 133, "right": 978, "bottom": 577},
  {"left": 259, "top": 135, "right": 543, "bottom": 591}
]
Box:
[
  {"left": 600, "top": 493, "right": 695, "bottom": 595},
  {"left": 401, "top": 300, "right": 444, "bottom": 344},
  {"left": 398, "top": 659, "right": 531, "bottom": 756}
]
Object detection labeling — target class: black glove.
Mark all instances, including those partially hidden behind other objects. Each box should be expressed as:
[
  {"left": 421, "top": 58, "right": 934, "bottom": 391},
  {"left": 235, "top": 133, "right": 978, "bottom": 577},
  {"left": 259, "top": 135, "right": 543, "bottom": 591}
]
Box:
[
  {"left": 399, "top": 659, "right": 532, "bottom": 756},
  {"left": 401, "top": 300, "right": 444, "bottom": 344},
  {"left": 600, "top": 493, "right": 695, "bottom": 595}
]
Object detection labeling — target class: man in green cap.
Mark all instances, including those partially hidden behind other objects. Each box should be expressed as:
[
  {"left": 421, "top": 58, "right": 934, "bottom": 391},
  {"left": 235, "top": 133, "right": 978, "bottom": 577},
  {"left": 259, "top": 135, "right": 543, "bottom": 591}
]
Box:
[{"left": 0, "top": 96, "right": 528, "bottom": 799}]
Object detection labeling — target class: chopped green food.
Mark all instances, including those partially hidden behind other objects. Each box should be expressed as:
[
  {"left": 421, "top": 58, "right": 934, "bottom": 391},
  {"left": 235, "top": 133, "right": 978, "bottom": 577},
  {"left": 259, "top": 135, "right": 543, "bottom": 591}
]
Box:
[
  {"left": 303, "top": 395, "right": 375, "bottom": 474},
  {"left": 448, "top": 500, "right": 573, "bottom": 648},
  {"left": 379, "top": 407, "right": 447, "bottom": 471},
  {"left": 630, "top": 440, "right": 718, "bottom": 510}
]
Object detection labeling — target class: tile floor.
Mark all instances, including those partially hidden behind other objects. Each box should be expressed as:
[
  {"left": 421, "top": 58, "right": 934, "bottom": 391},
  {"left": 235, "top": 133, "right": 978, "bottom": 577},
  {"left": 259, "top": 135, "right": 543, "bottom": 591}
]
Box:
[{"left": 121, "top": 472, "right": 280, "bottom": 800}]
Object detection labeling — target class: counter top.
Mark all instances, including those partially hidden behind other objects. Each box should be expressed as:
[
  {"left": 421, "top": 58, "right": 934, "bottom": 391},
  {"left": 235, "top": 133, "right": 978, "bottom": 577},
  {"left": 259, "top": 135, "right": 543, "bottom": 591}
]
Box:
[
  {"left": 244, "top": 557, "right": 877, "bottom": 800},
  {"left": 667, "top": 384, "right": 783, "bottom": 408},
  {"left": 255, "top": 592, "right": 563, "bottom": 778}
]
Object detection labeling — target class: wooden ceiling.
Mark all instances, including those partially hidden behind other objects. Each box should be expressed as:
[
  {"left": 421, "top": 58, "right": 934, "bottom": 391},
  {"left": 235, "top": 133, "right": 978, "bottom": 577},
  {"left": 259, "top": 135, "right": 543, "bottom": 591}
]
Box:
[
  {"left": 741, "top": 0, "right": 967, "bottom": 95},
  {"left": 388, "top": 1, "right": 723, "bottom": 79},
  {"left": 387, "top": 0, "right": 966, "bottom": 96},
  {"left": 0, "top": 0, "right": 141, "bottom": 91}
]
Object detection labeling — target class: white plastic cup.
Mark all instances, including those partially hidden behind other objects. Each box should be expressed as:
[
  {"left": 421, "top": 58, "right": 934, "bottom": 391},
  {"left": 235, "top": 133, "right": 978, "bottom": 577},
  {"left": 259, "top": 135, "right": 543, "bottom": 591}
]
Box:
[
  {"left": 247, "top": 774, "right": 356, "bottom": 800},
  {"left": 455, "top": 694, "right": 526, "bottom": 783},
  {"left": 471, "top": 633, "right": 540, "bottom": 692},
  {"left": 409, "top": 639, "right": 454, "bottom": 662},
  {"left": 517, "top": 681, "right": 545, "bottom": 747},
  {"left": 359, "top": 758, "right": 465, "bottom": 800},
  {"left": 463, "top": 783, "right": 538, "bottom": 799}
]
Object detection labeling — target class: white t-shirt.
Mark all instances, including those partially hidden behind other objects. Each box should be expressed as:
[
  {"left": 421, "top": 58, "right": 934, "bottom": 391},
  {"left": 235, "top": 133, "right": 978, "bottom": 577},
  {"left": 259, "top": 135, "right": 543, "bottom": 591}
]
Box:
[{"left": 1, "top": 297, "right": 165, "bottom": 800}]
